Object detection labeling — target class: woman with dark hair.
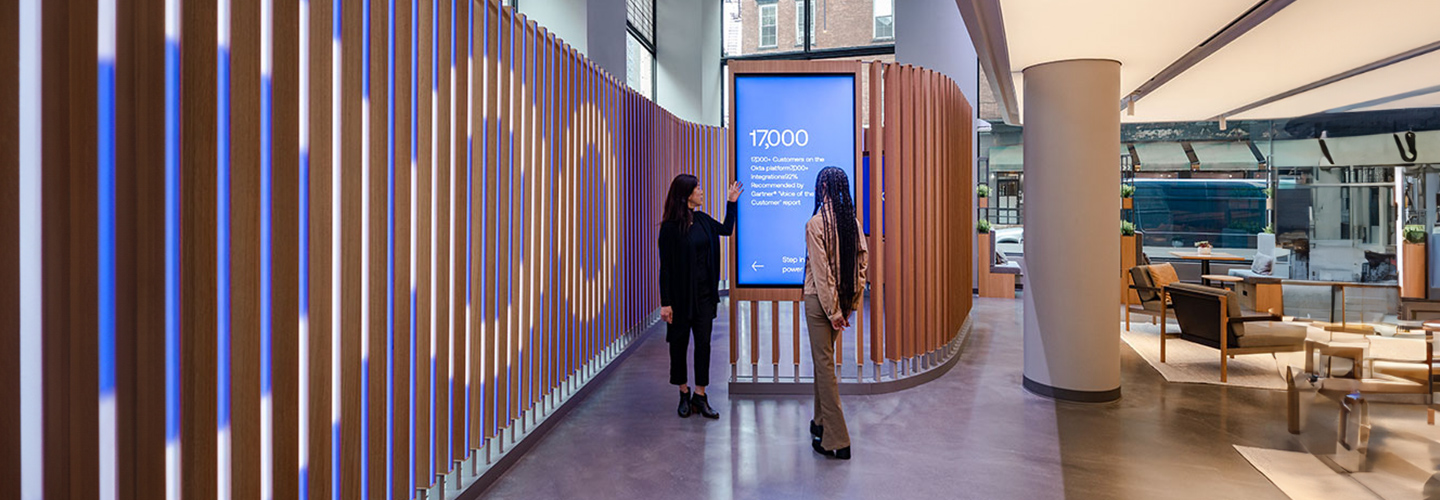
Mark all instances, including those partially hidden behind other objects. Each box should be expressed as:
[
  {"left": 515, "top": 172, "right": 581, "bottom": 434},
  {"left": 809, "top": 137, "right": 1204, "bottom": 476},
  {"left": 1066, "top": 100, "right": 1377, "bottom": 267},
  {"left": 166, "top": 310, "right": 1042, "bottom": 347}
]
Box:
[
  {"left": 658, "top": 174, "right": 742, "bottom": 419},
  {"left": 805, "top": 166, "right": 866, "bottom": 460}
]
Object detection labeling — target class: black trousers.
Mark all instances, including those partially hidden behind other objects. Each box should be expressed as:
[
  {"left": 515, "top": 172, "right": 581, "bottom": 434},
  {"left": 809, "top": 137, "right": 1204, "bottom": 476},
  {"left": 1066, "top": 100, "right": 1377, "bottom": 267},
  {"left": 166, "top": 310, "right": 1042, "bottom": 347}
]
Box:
[{"left": 668, "top": 317, "right": 713, "bottom": 387}]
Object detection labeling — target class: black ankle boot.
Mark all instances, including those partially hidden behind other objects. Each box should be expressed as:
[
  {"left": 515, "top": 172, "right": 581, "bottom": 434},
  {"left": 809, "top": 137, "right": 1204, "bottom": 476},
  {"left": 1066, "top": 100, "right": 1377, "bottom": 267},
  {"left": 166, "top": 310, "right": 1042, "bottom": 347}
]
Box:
[
  {"left": 811, "top": 440, "right": 851, "bottom": 460},
  {"left": 810, "top": 420, "right": 823, "bottom": 439},
  {"left": 690, "top": 393, "right": 719, "bottom": 419},
  {"left": 677, "top": 391, "right": 692, "bottom": 418}
]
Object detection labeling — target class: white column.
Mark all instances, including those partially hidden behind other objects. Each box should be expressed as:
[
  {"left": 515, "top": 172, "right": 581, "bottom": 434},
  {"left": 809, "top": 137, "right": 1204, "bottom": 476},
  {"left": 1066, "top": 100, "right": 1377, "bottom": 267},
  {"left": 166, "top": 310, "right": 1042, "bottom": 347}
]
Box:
[{"left": 1020, "top": 59, "right": 1122, "bottom": 402}]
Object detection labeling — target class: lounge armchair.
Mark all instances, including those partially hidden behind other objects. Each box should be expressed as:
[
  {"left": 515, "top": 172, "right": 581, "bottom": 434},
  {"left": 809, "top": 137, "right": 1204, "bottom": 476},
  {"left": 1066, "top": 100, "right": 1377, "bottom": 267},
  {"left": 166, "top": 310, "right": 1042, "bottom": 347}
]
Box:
[
  {"left": 1127, "top": 264, "right": 1185, "bottom": 361},
  {"left": 1165, "top": 282, "right": 1308, "bottom": 382}
]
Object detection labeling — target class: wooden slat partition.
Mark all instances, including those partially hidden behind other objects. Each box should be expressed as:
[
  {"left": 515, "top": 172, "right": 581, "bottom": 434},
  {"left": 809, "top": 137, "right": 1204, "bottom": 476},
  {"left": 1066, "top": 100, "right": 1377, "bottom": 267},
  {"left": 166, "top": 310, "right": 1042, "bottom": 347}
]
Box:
[
  {"left": 723, "top": 60, "right": 974, "bottom": 385},
  {"left": 11, "top": 1, "right": 737, "bottom": 497}
]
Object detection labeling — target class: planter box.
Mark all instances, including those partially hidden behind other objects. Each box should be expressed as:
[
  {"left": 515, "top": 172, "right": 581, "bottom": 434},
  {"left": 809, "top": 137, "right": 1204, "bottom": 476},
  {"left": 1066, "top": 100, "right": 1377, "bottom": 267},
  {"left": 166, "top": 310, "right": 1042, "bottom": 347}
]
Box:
[{"left": 1404, "top": 241, "right": 1426, "bottom": 299}]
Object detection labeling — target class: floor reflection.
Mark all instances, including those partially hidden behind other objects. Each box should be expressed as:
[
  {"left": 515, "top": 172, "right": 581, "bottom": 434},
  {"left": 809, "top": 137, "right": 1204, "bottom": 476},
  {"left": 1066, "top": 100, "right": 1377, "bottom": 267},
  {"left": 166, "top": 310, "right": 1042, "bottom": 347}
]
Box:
[{"left": 479, "top": 298, "right": 1297, "bottom": 499}]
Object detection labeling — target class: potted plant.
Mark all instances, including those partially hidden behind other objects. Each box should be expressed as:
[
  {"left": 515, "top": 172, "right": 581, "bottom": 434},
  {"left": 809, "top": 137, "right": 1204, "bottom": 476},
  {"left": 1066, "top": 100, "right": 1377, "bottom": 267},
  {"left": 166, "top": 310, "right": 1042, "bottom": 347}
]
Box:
[
  {"left": 1262, "top": 225, "right": 1274, "bottom": 234},
  {"left": 1121, "top": 220, "right": 1135, "bottom": 236},
  {"left": 976, "top": 219, "right": 992, "bottom": 234},
  {"left": 1120, "top": 184, "right": 1135, "bottom": 209},
  {"left": 1195, "top": 241, "right": 1212, "bottom": 256},
  {"left": 1405, "top": 225, "right": 1427, "bottom": 244},
  {"left": 1263, "top": 187, "right": 1274, "bottom": 210},
  {"left": 1404, "top": 225, "right": 1428, "bottom": 298},
  {"left": 976, "top": 184, "right": 991, "bottom": 198}
]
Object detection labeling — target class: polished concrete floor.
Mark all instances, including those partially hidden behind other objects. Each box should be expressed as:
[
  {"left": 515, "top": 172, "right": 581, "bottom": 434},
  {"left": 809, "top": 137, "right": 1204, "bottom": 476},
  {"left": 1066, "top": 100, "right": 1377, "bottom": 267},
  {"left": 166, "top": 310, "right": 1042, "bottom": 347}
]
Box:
[{"left": 478, "top": 298, "right": 1292, "bottom": 499}]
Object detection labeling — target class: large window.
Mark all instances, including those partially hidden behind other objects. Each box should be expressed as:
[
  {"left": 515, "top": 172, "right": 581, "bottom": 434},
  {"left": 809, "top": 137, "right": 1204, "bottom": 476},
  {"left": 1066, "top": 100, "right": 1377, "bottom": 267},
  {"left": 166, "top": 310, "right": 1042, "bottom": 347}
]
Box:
[
  {"left": 873, "top": 0, "right": 894, "bottom": 40},
  {"left": 726, "top": 0, "right": 895, "bottom": 59},
  {"left": 759, "top": 4, "right": 777, "bottom": 48},
  {"left": 626, "top": 0, "right": 656, "bottom": 99},
  {"left": 795, "top": 0, "right": 814, "bottom": 46},
  {"left": 626, "top": 32, "right": 654, "bottom": 100}
]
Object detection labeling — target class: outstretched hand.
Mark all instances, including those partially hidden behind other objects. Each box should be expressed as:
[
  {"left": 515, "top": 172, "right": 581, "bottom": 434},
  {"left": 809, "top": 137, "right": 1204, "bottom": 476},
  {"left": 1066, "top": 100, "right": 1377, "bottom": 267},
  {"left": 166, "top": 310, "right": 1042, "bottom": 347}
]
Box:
[{"left": 727, "top": 181, "right": 744, "bottom": 202}]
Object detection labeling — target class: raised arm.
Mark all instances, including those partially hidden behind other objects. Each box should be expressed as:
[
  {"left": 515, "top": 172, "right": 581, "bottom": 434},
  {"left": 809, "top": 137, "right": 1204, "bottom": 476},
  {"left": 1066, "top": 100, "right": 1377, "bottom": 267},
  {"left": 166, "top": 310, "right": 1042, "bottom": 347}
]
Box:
[{"left": 717, "top": 201, "right": 737, "bottom": 236}]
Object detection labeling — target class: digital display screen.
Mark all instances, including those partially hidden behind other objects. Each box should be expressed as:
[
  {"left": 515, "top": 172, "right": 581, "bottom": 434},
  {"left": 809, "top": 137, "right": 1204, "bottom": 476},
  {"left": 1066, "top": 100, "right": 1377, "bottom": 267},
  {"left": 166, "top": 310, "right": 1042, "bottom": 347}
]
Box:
[{"left": 733, "top": 74, "right": 856, "bottom": 287}]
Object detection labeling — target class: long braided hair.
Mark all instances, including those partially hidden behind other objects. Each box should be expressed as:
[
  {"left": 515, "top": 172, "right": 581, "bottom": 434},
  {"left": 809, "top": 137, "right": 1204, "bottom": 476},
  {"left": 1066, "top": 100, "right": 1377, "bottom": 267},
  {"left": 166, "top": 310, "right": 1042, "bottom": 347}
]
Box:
[{"left": 813, "top": 167, "right": 858, "bottom": 316}]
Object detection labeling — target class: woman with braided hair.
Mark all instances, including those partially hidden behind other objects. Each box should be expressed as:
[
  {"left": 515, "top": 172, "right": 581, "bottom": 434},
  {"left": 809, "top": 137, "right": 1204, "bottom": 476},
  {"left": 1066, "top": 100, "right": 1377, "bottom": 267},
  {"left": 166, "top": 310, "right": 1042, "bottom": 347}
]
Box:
[{"left": 804, "top": 166, "right": 867, "bottom": 460}]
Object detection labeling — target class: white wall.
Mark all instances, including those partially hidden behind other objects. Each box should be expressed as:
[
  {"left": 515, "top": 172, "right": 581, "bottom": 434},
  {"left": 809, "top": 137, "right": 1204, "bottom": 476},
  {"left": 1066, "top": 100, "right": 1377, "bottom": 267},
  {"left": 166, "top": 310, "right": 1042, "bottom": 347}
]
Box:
[
  {"left": 519, "top": 0, "right": 630, "bottom": 95},
  {"left": 656, "top": 0, "right": 722, "bottom": 126},
  {"left": 896, "top": 0, "right": 980, "bottom": 111},
  {"left": 587, "top": 0, "right": 627, "bottom": 80},
  {"left": 519, "top": 0, "right": 589, "bottom": 53}
]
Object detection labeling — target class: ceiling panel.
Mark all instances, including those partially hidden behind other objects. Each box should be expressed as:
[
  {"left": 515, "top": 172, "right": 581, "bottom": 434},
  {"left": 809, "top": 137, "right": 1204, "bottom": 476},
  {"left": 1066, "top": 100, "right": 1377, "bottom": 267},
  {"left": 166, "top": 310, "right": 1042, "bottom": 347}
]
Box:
[
  {"left": 1352, "top": 88, "right": 1440, "bottom": 113},
  {"left": 1232, "top": 50, "right": 1440, "bottom": 119},
  {"left": 1001, "top": 0, "right": 1256, "bottom": 119},
  {"left": 1130, "top": 0, "right": 1440, "bottom": 122}
]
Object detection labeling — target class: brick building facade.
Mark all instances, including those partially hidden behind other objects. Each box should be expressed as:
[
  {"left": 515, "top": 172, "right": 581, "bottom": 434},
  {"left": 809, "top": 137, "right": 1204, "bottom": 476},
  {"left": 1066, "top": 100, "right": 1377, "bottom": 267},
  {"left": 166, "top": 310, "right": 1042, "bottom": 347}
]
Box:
[{"left": 735, "top": 0, "right": 893, "bottom": 57}]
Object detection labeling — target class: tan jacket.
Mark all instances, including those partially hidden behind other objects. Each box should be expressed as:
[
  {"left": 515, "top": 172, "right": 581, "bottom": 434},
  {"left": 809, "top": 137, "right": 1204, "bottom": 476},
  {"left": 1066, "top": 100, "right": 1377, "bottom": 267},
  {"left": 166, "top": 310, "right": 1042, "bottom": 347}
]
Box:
[{"left": 803, "top": 210, "right": 869, "bottom": 324}]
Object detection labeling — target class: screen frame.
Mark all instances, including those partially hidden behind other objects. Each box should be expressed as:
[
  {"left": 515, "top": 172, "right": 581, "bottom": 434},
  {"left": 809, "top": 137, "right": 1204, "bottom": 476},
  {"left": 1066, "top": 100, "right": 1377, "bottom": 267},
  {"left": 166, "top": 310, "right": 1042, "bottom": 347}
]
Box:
[{"left": 727, "top": 60, "right": 863, "bottom": 301}]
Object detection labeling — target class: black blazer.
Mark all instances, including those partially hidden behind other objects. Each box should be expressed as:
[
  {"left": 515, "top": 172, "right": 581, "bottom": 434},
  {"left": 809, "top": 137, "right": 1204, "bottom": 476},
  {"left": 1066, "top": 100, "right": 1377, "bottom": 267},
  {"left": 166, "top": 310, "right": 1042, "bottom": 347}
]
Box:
[{"left": 658, "top": 201, "right": 737, "bottom": 323}]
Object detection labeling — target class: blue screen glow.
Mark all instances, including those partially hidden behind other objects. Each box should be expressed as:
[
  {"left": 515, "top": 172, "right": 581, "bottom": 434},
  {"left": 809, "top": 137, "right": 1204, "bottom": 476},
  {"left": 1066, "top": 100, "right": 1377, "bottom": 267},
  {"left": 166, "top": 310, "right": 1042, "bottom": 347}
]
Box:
[{"left": 732, "top": 74, "right": 855, "bottom": 287}]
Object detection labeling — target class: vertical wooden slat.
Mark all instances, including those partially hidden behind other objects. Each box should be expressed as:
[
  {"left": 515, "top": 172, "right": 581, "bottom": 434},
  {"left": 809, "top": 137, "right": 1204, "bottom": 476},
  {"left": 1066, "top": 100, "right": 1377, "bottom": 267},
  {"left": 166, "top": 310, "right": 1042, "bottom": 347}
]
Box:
[
  {"left": 923, "top": 70, "right": 934, "bottom": 353},
  {"left": 339, "top": 0, "right": 366, "bottom": 493},
  {"left": 339, "top": 0, "right": 365, "bottom": 492},
  {"left": 232, "top": 0, "right": 265, "bottom": 496},
  {"left": 305, "top": 0, "right": 335, "bottom": 496},
  {"left": 115, "top": 0, "right": 170, "bottom": 496},
  {"left": 521, "top": 17, "right": 535, "bottom": 424},
  {"left": 392, "top": 0, "right": 414, "bottom": 496},
  {"left": 432, "top": 0, "right": 451, "bottom": 476},
  {"left": 881, "top": 64, "right": 898, "bottom": 363},
  {"left": 494, "top": 5, "right": 511, "bottom": 440},
  {"left": 271, "top": 0, "right": 302, "bottom": 497},
  {"left": 414, "top": 0, "right": 433, "bottom": 487},
  {"left": 0, "top": 0, "right": 17, "bottom": 489},
  {"left": 867, "top": 62, "right": 883, "bottom": 367},
  {"left": 770, "top": 302, "right": 779, "bottom": 368},
  {"left": 178, "top": 0, "right": 219, "bottom": 496},
  {"left": 450, "top": 0, "right": 470, "bottom": 465},
  {"left": 481, "top": 0, "right": 498, "bottom": 448},
  {"left": 366, "top": 0, "right": 390, "bottom": 495},
  {"left": 465, "top": 0, "right": 479, "bottom": 455}
]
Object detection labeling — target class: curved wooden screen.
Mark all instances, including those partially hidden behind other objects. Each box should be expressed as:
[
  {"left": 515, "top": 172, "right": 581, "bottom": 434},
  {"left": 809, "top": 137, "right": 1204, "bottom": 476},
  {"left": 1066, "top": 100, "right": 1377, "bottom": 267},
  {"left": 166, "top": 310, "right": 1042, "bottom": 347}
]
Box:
[
  {"left": 0, "top": 1, "right": 728, "bottom": 499},
  {"left": 725, "top": 60, "right": 974, "bottom": 385}
]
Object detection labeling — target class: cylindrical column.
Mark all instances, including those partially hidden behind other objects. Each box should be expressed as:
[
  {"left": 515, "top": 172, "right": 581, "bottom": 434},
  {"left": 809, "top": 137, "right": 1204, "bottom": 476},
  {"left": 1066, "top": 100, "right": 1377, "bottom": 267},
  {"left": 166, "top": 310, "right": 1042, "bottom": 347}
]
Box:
[{"left": 1021, "top": 59, "right": 1122, "bottom": 402}]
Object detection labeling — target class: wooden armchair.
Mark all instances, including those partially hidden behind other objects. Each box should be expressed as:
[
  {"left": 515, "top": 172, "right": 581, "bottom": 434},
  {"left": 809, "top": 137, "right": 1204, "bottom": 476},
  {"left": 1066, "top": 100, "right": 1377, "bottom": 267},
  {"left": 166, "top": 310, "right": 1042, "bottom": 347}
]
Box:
[
  {"left": 1165, "top": 282, "right": 1308, "bottom": 382},
  {"left": 1126, "top": 265, "right": 1180, "bottom": 356}
]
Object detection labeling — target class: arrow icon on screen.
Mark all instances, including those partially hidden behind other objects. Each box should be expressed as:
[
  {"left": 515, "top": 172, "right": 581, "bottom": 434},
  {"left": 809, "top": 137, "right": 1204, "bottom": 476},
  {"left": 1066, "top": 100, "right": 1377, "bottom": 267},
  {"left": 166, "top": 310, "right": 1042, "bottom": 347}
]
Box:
[{"left": 751, "top": 261, "right": 764, "bottom": 271}]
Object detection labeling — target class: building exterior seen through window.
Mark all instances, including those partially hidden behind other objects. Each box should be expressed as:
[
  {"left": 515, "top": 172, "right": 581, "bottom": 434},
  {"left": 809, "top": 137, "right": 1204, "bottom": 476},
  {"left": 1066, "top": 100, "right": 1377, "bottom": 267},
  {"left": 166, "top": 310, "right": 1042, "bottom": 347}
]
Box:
[
  {"left": 626, "top": 0, "right": 656, "bottom": 99},
  {"left": 727, "top": 0, "right": 896, "bottom": 58}
]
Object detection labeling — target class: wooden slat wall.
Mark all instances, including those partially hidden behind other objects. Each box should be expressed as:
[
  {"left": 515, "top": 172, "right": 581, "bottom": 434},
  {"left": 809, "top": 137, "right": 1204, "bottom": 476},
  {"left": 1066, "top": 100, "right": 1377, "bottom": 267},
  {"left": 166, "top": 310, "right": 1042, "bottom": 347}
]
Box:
[{"left": 11, "top": 0, "right": 733, "bottom": 497}]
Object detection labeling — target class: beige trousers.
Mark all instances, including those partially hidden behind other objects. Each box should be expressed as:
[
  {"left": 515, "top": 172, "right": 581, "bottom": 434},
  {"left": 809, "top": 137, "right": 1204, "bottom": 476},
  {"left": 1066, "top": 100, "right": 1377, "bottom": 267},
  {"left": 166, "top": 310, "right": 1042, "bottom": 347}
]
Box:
[{"left": 805, "top": 294, "right": 850, "bottom": 450}]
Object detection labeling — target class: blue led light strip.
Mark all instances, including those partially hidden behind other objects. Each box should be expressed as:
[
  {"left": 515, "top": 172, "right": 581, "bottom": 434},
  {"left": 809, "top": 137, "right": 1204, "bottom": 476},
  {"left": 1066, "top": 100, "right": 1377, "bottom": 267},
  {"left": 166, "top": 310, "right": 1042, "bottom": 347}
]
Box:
[
  {"left": 164, "top": 1, "right": 184, "bottom": 498},
  {"left": 361, "top": 0, "right": 372, "bottom": 494},
  {"left": 408, "top": 0, "right": 419, "bottom": 493},
  {"left": 330, "top": 0, "right": 343, "bottom": 497},
  {"left": 218, "top": 1, "right": 235, "bottom": 497},
  {"left": 297, "top": 0, "right": 312, "bottom": 497},
  {"left": 261, "top": 0, "right": 276, "bottom": 498},
  {"left": 463, "top": 0, "right": 475, "bottom": 453},
  {"left": 98, "top": 1, "right": 118, "bottom": 498}
]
